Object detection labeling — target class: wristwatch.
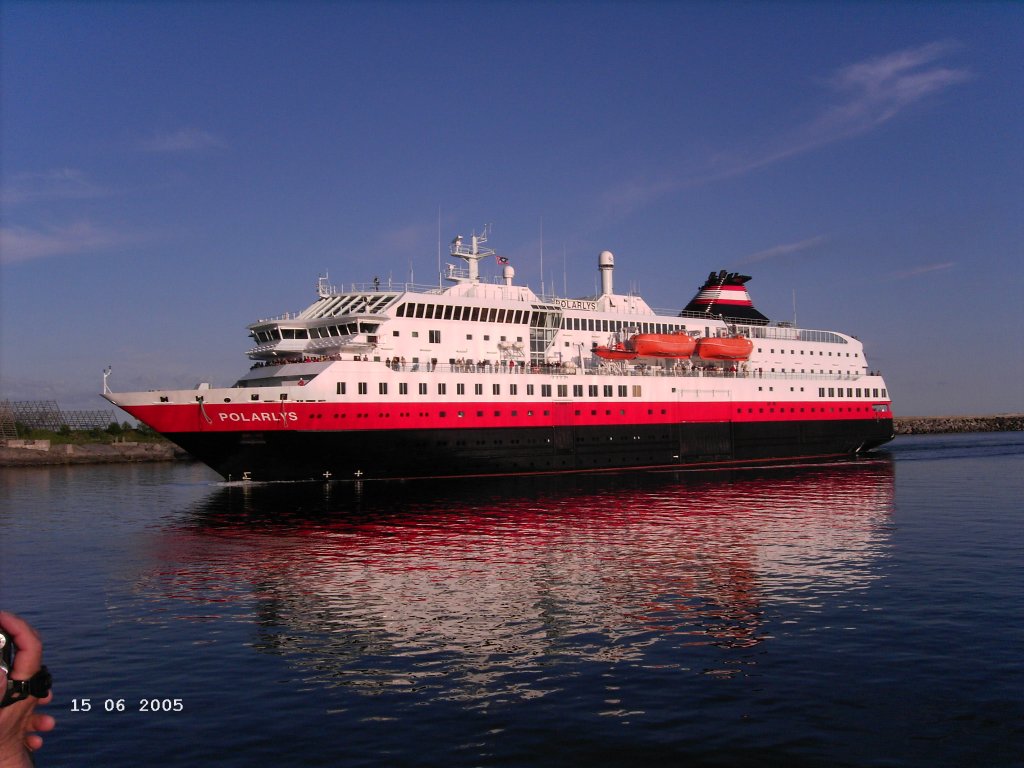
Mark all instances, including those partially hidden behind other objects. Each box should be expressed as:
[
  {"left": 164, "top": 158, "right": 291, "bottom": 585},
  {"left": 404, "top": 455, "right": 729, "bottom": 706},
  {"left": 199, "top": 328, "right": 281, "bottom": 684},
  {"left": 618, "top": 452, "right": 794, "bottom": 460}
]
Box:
[{"left": 1, "top": 666, "right": 51, "bottom": 707}]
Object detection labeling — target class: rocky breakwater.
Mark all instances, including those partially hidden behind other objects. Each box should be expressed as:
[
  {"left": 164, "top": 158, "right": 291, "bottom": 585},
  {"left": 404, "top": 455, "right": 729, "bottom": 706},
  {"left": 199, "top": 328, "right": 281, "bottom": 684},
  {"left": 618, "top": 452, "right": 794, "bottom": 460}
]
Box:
[
  {"left": 894, "top": 414, "right": 1024, "bottom": 435},
  {"left": 0, "top": 440, "right": 188, "bottom": 467}
]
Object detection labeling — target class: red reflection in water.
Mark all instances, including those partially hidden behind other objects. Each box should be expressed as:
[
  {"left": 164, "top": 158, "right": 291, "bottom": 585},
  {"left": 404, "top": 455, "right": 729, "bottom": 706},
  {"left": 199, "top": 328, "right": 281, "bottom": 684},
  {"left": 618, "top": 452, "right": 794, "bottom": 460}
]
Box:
[{"left": 140, "top": 460, "right": 895, "bottom": 688}]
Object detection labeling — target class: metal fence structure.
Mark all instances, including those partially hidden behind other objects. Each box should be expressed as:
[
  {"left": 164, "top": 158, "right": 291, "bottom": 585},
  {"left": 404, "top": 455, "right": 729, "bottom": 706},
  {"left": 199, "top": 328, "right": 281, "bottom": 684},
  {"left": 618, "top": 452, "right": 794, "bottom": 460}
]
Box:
[
  {"left": 0, "top": 401, "right": 16, "bottom": 440},
  {"left": 0, "top": 400, "right": 117, "bottom": 434}
]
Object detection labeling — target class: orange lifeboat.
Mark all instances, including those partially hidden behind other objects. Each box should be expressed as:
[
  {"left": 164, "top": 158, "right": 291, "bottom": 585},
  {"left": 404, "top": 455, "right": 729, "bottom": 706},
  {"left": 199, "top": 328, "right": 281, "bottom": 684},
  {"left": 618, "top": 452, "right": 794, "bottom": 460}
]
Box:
[
  {"left": 630, "top": 332, "right": 697, "bottom": 358},
  {"left": 696, "top": 335, "right": 753, "bottom": 361},
  {"left": 593, "top": 343, "right": 637, "bottom": 361}
]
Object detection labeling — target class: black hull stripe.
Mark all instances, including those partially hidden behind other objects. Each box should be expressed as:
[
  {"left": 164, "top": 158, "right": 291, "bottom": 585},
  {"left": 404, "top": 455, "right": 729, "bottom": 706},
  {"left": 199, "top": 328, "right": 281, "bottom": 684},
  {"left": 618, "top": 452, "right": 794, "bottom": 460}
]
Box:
[{"left": 166, "top": 419, "right": 895, "bottom": 482}]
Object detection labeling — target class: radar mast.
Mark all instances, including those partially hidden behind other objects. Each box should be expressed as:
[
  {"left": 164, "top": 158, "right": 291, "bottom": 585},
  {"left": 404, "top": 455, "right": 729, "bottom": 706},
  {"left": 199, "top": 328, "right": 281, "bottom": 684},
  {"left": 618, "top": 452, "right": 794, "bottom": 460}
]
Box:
[{"left": 446, "top": 224, "right": 496, "bottom": 284}]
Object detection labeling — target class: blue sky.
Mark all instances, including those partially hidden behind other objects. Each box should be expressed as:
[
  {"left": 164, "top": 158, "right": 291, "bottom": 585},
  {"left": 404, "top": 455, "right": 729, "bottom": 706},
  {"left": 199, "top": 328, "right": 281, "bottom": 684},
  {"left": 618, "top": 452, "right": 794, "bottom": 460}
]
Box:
[{"left": 2, "top": 1, "right": 1021, "bottom": 417}]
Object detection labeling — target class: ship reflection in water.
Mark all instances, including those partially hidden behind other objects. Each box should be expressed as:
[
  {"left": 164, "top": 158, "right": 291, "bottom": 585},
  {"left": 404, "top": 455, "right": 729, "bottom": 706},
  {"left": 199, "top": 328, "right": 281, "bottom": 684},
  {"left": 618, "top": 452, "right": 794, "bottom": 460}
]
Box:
[{"left": 147, "top": 459, "right": 895, "bottom": 700}]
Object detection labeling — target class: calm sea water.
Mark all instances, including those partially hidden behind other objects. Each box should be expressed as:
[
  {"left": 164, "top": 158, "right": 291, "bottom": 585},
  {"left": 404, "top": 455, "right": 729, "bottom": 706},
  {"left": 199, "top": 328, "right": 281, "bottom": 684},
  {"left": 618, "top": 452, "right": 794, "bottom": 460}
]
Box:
[{"left": 1, "top": 432, "right": 1021, "bottom": 767}]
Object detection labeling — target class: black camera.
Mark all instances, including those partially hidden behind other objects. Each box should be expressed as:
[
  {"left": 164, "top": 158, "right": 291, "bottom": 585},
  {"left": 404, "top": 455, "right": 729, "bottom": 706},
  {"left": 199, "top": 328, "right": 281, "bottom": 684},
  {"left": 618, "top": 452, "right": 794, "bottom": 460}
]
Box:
[
  {"left": 0, "top": 629, "right": 51, "bottom": 708},
  {"left": 0, "top": 630, "right": 11, "bottom": 677}
]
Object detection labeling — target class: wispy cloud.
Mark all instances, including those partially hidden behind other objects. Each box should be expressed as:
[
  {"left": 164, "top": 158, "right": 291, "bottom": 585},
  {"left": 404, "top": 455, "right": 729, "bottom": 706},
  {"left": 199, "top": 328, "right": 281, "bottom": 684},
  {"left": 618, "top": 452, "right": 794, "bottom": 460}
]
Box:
[
  {"left": 883, "top": 261, "right": 955, "bottom": 281},
  {"left": 802, "top": 43, "right": 970, "bottom": 148},
  {"left": 1, "top": 168, "right": 111, "bottom": 205},
  {"left": 737, "top": 236, "right": 828, "bottom": 266},
  {"left": 730, "top": 42, "right": 971, "bottom": 179},
  {"left": 139, "top": 127, "right": 225, "bottom": 153},
  {"left": 600, "top": 177, "right": 680, "bottom": 218},
  {"left": 378, "top": 221, "right": 438, "bottom": 254},
  {"left": 0, "top": 221, "right": 141, "bottom": 265},
  {"left": 602, "top": 42, "right": 971, "bottom": 215}
]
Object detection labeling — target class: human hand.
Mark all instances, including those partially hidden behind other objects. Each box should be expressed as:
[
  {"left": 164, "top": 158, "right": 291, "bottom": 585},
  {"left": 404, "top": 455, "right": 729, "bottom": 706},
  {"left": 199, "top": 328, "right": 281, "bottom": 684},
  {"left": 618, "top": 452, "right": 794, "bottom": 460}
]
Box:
[{"left": 0, "top": 612, "right": 55, "bottom": 767}]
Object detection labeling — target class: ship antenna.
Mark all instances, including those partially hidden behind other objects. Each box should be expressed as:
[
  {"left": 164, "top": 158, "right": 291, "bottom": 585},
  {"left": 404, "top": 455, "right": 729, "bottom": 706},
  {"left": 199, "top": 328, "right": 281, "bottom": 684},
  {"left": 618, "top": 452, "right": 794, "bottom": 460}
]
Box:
[
  {"left": 563, "top": 243, "right": 567, "bottom": 297},
  {"left": 539, "top": 217, "right": 544, "bottom": 299}
]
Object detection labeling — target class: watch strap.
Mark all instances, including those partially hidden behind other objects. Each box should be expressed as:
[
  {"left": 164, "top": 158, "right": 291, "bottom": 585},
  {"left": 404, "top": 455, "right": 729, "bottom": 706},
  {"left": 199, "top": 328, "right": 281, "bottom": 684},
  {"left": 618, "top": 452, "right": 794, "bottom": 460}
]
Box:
[{"left": 1, "top": 665, "right": 51, "bottom": 707}]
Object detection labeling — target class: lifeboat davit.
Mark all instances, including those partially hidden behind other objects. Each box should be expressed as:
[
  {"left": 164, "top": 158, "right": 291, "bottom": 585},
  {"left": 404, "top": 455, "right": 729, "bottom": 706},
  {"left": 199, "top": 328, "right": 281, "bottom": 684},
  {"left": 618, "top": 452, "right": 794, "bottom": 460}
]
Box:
[
  {"left": 696, "top": 335, "right": 753, "bottom": 361},
  {"left": 630, "top": 332, "right": 697, "bottom": 358},
  {"left": 593, "top": 343, "right": 637, "bottom": 361}
]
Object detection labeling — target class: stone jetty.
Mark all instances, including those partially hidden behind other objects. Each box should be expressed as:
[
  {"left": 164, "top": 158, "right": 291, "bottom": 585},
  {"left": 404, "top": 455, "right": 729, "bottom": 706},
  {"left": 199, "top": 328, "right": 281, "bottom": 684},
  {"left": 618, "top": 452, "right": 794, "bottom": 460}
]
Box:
[
  {"left": 893, "top": 414, "right": 1024, "bottom": 435},
  {"left": 0, "top": 440, "right": 187, "bottom": 467}
]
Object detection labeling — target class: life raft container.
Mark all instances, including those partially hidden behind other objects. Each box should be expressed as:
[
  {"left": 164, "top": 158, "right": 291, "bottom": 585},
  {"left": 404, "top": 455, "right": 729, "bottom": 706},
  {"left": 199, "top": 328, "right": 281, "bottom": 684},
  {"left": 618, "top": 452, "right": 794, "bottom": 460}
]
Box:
[
  {"left": 695, "top": 335, "right": 753, "bottom": 361},
  {"left": 593, "top": 344, "right": 638, "bottom": 361},
  {"left": 630, "top": 332, "right": 697, "bottom": 358}
]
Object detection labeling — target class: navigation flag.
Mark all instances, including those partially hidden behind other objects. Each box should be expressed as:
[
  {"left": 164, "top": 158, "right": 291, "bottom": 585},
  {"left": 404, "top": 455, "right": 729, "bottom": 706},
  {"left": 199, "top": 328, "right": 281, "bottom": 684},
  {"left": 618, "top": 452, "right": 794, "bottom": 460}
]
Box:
[{"left": 495, "top": 255, "right": 509, "bottom": 265}]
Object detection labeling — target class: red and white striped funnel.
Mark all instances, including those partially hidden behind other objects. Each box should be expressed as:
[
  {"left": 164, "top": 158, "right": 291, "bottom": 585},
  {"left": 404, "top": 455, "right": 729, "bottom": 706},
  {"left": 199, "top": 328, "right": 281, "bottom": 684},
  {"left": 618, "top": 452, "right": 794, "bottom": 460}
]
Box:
[{"left": 681, "top": 270, "right": 770, "bottom": 324}]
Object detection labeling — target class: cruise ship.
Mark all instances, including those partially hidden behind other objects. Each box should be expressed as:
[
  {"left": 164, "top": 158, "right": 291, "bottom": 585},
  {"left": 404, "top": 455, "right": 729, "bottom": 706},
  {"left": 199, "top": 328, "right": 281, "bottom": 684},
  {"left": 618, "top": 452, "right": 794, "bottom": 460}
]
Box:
[{"left": 103, "top": 227, "right": 894, "bottom": 481}]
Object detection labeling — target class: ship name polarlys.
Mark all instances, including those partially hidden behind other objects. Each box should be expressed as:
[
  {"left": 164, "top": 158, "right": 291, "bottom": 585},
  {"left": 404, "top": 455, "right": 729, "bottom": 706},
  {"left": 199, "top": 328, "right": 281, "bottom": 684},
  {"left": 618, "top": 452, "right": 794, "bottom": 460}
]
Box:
[
  {"left": 556, "top": 299, "right": 598, "bottom": 311},
  {"left": 218, "top": 412, "right": 299, "bottom": 423}
]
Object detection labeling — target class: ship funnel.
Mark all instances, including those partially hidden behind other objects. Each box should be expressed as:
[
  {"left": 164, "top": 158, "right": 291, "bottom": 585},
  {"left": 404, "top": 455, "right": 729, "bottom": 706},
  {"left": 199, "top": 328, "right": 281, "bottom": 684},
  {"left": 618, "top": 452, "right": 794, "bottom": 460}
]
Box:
[
  {"left": 599, "top": 250, "right": 614, "bottom": 295},
  {"left": 681, "top": 271, "right": 770, "bottom": 325}
]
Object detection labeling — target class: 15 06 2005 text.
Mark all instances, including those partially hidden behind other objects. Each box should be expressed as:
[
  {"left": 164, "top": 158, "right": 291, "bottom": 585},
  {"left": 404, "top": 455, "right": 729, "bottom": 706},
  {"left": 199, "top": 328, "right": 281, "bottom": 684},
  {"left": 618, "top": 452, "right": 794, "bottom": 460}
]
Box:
[{"left": 70, "top": 698, "right": 184, "bottom": 713}]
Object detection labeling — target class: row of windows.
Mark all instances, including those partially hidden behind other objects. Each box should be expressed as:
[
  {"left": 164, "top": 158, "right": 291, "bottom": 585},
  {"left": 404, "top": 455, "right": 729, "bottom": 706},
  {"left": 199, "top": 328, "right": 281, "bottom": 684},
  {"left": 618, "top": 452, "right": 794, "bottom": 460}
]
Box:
[
  {"left": 303, "top": 404, "right": 875, "bottom": 420},
  {"left": 395, "top": 309, "right": 694, "bottom": 337},
  {"left": 252, "top": 322, "right": 378, "bottom": 343},
  {"left": 737, "top": 405, "right": 879, "bottom": 415},
  {"left": 337, "top": 382, "right": 645, "bottom": 398},
  {"left": 562, "top": 317, "right": 689, "bottom": 334},
  {"left": 256, "top": 319, "right": 852, "bottom": 353},
  {"left": 303, "top": 407, "right": 660, "bottom": 420},
  {"left": 394, "top": 330, "right": 525, "bottom": 344},
  {"left": 393, "top": 307, "right": 850, "bottom": 345},
  {"left": 333, "top": 382, "right": 888, "bottom": 400},
  {"left": 720, "top": 324, "right": 849, "bottom": 344},
  {"left": 396, "top": 303, "right": 531, "bottom": 324},
  {"left": 819, "top": 387, "right": 887, "bottom": 398},
  {"left": 760, "top": 348, "right": 858, "bottom": 358}
]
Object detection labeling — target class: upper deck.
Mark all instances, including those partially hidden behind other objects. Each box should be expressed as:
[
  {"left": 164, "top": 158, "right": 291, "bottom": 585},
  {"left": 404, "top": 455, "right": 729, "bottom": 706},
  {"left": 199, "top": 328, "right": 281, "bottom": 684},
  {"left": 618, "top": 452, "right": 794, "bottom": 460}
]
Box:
[{"left": 242, "top": 231, "right": 872, "bottom": 382}]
